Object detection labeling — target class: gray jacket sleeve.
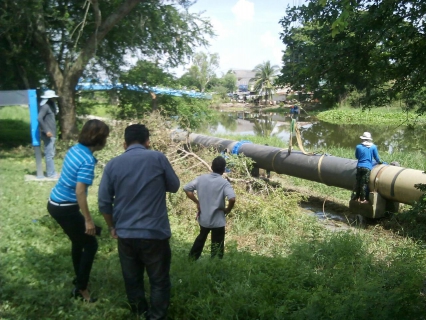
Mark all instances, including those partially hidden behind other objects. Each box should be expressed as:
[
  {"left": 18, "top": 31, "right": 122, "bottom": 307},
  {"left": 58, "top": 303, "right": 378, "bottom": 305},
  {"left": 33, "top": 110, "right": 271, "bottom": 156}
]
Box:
[
  {"left": 98, "top": 167, "right": 114, "bottom": 215},
  {"left": 223, "top": 181, "right": 236, "bottom": 200},
  {"left": 37, "top": 104, "right": 49, "bottom": 132},
  {"left": 161, "top": 154, "right": 180, "bottom": 193}
]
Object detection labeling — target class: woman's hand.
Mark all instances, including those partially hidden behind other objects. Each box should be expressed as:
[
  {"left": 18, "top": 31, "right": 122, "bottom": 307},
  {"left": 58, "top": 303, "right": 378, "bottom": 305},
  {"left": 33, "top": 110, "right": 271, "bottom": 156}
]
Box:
[{"left": 85, "top": 219, "right": 96, "bottom": 236}]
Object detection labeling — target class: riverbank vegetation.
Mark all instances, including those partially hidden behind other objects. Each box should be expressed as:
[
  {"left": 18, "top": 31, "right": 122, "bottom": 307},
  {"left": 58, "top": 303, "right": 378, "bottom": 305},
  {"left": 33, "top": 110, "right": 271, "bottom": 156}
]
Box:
[
  {"left": 278, "top": 0, "right": 426, "bottom": 113},
  {"left": 317, "top": 108, "right": 426, "bottom": 126},
  {"left": 1, "top": 112, "right": 426, "bottom": 319}
]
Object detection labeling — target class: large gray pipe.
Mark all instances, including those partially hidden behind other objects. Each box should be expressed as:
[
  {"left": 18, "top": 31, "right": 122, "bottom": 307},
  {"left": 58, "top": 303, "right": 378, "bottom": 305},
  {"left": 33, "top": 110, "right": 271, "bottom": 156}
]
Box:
[{"left": 176, "top": 133, "right": 426, "bottom": 205}]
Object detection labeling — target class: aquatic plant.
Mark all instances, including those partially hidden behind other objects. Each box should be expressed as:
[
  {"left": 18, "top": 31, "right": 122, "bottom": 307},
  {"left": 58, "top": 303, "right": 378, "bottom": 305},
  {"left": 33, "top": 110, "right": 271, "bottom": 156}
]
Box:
[{"left": 317, "top": 109, "right": 426, "bottom": 125}]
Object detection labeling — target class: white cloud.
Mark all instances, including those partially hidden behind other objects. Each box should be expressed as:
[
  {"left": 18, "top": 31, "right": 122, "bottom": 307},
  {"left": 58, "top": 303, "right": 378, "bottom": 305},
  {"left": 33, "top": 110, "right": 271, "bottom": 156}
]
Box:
[
  {"left": 231, "top": 0, "right": 255, "bottom": 23},
  {"left": 260, "top": 31, "right": 284, "bottom": 65},
  {"left": 260, "top": 31, "right": 276, "bottom": 48},
  {"left": 272, "top": 48, "right": 283, "bottom": 64},
  {"left": 211, "top": 18, "right": 229, "bottom": 38}
]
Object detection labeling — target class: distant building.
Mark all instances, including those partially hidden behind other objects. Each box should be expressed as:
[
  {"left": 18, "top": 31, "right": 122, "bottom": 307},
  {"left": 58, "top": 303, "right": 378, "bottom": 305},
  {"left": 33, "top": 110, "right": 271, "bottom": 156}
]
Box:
[
  {"left": 230, "top": 69, "right": 295, "bottom": 103},
  {"left": 272, "top": 87, "right": 290, "bottom": 103},
  {"left": 230, "top": 69, "right": 256, "bottom": 92}
]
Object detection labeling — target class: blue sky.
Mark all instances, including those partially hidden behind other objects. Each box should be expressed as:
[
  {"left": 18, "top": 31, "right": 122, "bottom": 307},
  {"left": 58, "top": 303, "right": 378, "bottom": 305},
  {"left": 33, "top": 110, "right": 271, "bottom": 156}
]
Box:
[{"left": 174, "top": 0, "right": 293, "bottom": 76}]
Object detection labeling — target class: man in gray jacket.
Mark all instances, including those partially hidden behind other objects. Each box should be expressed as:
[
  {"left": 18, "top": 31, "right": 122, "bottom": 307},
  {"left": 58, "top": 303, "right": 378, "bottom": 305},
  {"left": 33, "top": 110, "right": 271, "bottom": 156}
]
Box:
[
  {"left": 99, "top": 124, "right": 180, "bottom": 320},
  {"left": 37, "top": 90, "right": 59, "bottom": 178},
  {"left": 184, "top": 156, "right": 236, "bottom": 260}
]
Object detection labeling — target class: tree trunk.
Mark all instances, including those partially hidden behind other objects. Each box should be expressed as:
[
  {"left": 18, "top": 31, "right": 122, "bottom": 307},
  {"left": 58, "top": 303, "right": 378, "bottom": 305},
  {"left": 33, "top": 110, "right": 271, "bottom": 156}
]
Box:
[
  {"left": 32, "top": 0, "right": 147, "bottom": 140},
  {"left": 150, "top": 92, "right": 158, "bottom": 111},
  {"left": 58, "top": 84, "right": 79, "bottom": 140}
]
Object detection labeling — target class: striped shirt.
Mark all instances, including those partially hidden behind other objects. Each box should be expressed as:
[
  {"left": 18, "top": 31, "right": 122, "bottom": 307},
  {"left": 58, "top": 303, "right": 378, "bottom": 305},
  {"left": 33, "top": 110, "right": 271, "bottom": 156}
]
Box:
[{"left": 50, "top": 143, "right": 97, "bottom": 203}]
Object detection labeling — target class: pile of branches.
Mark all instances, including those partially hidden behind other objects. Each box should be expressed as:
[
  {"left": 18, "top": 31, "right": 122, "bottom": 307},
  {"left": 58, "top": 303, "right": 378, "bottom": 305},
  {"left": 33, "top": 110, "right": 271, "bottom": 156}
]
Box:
[{"left": 96, "top": 111, "right": 281, "bottom": 196}]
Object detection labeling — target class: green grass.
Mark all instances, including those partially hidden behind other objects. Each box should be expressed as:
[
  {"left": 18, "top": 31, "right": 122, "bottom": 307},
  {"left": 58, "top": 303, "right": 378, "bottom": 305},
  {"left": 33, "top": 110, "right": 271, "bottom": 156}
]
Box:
[
  {"left": 0, "top": 106, "right": 32, "bottom": 148},
  {"left": 0, "top": 105, "right": 31, "bottom": 122},
  {"left": 2, "top": 145, "right": 426, "bottom": 319},
  {"left": 2, "top": 113, "right": 426, "bottom": 319}
]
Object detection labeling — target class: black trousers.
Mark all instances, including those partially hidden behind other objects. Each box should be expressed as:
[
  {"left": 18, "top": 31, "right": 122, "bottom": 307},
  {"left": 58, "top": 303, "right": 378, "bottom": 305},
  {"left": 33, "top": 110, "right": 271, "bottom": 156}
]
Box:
[
  {"left": 47, "top": 201, "right": 98, "bottom": 291},
  {"left": 355, "top": 167, "right": 371, "bottom": 201},
  {"left": 189, "top": 225, "right": 225, "bottom": 260},
  {"left": 118, "top": 238, "right": 171, "bottom": 320}
]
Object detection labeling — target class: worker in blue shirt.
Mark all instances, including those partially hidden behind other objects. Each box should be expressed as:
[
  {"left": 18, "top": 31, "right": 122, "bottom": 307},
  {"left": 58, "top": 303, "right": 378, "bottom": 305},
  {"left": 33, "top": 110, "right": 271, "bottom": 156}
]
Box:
[
  {"left": 48, "top": 119, "right": 110, "bottom": 303},
  {"left": 354, "top": 132, "right": 382, "bottom": 203}
]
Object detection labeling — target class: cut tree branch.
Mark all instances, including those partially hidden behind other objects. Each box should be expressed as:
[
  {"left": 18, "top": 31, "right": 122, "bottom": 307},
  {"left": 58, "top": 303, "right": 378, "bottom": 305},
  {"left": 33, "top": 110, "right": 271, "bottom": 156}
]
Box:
[{"left": 177, "top": 147, "right": 211, "bottom": 172}]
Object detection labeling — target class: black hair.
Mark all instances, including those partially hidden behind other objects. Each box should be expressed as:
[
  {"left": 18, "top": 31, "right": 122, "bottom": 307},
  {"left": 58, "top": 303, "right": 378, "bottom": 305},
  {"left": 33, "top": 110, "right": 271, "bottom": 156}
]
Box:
[
  {"left": 211, "top": 156, "right": 226, "bottom": 174},
  {"left": 125, "top": 124, "right": 150, "bottom": 145},
  {"left": 78, "top": 119, "right": 110, "bottom": 147}
]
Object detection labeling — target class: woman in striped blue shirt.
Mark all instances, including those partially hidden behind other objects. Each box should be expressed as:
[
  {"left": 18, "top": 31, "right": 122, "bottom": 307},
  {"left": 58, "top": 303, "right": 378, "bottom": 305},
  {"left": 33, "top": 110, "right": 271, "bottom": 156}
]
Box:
[{"left": 48, "top": 119, "right": 109, "bottom": 303}]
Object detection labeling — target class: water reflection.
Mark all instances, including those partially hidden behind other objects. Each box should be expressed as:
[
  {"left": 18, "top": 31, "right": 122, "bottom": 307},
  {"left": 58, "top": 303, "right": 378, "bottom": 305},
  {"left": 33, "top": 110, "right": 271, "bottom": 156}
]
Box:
[{"left": 204, "top": 111, "right": 426, "bottom": 152}]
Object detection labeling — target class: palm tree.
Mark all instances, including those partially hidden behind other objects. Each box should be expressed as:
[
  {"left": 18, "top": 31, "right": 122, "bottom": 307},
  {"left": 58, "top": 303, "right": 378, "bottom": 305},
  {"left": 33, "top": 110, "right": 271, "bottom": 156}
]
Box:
[{"left": 250, "top": 61, "right": 280, "bottom": 105}]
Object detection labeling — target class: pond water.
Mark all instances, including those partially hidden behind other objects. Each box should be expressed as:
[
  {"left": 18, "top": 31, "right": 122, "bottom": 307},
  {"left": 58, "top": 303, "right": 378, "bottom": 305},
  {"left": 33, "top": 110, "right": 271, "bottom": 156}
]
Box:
[{"left": 203, "top": 111, "right": 426, "bottom": 153}]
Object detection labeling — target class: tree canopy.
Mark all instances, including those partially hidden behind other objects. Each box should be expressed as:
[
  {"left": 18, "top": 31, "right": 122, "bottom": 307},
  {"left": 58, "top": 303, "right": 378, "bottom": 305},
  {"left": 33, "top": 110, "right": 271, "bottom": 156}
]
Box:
[
  {"left": 277, "top": 0, "right": 426, "bottom": 111},
  {"left": 0, "top": 0, "right": 213, "bottom": 138},
  {"left": 185, "top": 52, "right": 219, "bottom": 92}
]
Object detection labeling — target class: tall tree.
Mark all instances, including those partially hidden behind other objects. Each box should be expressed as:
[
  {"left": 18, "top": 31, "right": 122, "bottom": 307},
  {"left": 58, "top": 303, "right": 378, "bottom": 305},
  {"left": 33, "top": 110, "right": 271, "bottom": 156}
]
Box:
[
  {"left": 221, "top": 72, "right": 237, "bottom": 93},
  {"left": 117, "top": 60, "right": 177, "bottom": 114},
  {"left": 187, "top": 52, "right": 219, "bottom": 92},
  {"left": 277, "top": 0, "right": 426, "bottom": 111},
  {"left": 250, "top": 61, "right": 279, "bottom": 104},
  {"left": 0, "top": 0, "right": 212, "bottom": 139}
]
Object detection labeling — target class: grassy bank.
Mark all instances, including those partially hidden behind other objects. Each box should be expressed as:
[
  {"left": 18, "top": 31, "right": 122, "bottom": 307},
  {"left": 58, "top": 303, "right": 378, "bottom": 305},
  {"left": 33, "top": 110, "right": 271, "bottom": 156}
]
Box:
[{"left": 1, "top": 113, "right": 426, "bottom": 319}]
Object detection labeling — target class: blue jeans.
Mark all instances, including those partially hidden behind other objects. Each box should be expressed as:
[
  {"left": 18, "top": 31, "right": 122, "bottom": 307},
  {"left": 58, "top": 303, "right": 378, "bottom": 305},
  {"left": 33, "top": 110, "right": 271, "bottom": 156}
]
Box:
[
  {"left": 118, "top": 238, "right": 171, "bottom": 320},
  {"left": 41, "top": 134, "right": 56, "bottom": 177}
]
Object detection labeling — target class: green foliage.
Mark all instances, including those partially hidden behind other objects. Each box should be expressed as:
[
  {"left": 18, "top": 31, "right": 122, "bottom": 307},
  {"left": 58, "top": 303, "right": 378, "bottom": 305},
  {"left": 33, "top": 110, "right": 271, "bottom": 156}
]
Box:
[
  {"left": 207, "top": 73, "right": 237, "bottom": 103},
  {"left": 317, "top": 109, "right": 426, "bottom": 125},
  {"left": 210, "top": 85, "right": 229, "bottom": 101},
  {"left": 177, "top": 73, "right": 199, "bottom": 91},
  {"left": 1, "top": 0, "right": 213, "bottom": 87},
  {"left": 221, "top": 72, "right": 237, "bottom": 93},
  {"left": 115, "top": 92, "right": 212, "bottom": 130},
  {"left": 278, "top": 0, "right": 426, "bottom": 112},
  {"left": 0, "top": 0, "right": 214, "bottom": 138},
  {"left": 114, "top": 60, "right": 178, "bottom": 116},
  {"left": 184, "top": 52, "right": 220, "bottom": 92},
  {"left": 75, "top": 91, "right": 116, "bottom": 117},
  {"left": 414, "top": 184, "right": 426, "bottom": 206},
  {"left": 164, "top": 96, "right": 213, "bottom": 130},
  {"left": 120, "top": 60, "right": 177, "bottom": 88},
  {"left": 382, "top": 184, "right": 426, "bottom": 241},
  {"left": 95, "top": 60, "right": 214, "bottom": 130}
]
